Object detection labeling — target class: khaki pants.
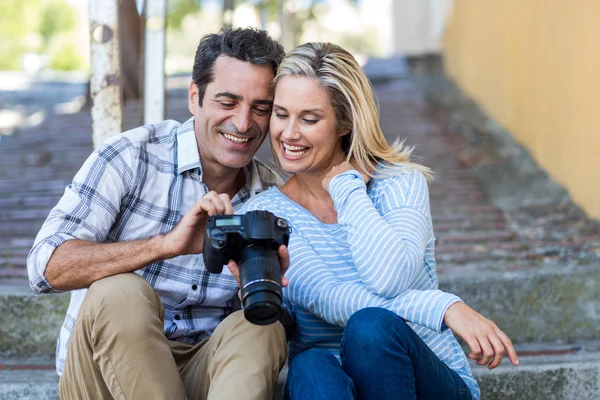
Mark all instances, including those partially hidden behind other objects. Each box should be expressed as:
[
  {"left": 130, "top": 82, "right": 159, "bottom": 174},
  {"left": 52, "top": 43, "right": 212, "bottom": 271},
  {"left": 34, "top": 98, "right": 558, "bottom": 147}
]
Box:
[{"left": 59, "top": 273, "right": 287, "bottom": 400}]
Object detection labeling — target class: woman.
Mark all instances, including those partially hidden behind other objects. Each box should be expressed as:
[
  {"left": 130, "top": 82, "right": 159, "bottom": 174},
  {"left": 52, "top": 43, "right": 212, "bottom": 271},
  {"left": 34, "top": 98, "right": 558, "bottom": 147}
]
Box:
[{"left": 232, "top": 42, "right": 518, "bottom": 400}]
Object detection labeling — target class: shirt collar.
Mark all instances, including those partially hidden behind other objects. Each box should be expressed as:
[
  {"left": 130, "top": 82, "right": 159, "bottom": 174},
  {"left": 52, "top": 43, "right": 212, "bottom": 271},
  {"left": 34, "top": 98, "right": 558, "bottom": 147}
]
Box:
[
  {"left": 176, "top": 117, "right": 201, "bottom": 175},
  {"left": 176, "top": 116, "right": 265, "bottom": 196}
]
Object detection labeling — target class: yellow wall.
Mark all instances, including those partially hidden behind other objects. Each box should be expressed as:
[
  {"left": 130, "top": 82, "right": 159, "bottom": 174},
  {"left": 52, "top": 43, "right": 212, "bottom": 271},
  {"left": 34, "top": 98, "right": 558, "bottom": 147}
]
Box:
[{"left": 443, "top": 0, "right": 600, "bottom": 219}]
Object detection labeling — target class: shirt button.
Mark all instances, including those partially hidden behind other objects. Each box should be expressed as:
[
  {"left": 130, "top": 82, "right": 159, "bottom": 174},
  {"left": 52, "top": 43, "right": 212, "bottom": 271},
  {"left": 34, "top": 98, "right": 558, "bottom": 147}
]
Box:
[
  {"left": 191, "top": 284, "right": 198, "bottom": 291},
  {"left": 174, "top": 314, "right": 181, "bottom": 320}
]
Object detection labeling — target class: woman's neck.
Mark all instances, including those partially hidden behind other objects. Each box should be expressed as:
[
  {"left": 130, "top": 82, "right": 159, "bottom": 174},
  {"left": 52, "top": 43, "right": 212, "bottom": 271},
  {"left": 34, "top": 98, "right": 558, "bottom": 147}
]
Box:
[{"left": 281, "top": 170, "right": 339, "bottom": 224}]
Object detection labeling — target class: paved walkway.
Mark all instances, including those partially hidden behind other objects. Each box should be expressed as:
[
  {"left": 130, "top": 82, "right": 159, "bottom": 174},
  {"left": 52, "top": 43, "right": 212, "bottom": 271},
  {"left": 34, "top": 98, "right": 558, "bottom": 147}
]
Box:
[{"left": 1, "top": 58, "right": 598, "bottom": 284}]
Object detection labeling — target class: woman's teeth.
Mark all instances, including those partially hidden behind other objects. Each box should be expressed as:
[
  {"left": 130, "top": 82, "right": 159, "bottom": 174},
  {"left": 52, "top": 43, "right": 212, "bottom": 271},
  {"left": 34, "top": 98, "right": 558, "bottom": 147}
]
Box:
[
  {"left": 283, "top": 143, "right": 308, "bottom": 157},
  {"left": 223, "top": 133, "right": 250, "bottom": 143}
]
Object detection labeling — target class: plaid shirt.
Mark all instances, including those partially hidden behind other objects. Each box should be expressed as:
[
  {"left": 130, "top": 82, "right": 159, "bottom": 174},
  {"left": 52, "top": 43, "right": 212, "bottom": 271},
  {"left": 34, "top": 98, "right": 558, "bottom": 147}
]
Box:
[{"left": 27, "top": 117, "right": 283, "bottom": 375}]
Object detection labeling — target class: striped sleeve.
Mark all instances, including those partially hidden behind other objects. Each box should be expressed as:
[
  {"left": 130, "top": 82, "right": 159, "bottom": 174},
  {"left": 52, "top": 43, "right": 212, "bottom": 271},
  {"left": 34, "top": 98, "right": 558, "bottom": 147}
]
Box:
[
  {"left": 285, "top": 234, "right": 461, "bottom": 332},
  {"left": 27, "top": 137, "right": 135, "bottom": 294},
  {"left": 328, "top": 169, "right": 432, "bottom": 298}
]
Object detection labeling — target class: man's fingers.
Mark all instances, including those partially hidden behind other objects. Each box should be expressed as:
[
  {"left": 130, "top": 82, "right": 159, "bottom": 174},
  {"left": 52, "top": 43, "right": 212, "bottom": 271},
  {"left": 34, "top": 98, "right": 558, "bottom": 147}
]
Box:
[
  {"left": 199, "top": 199, "right": 217, "bottom": 216},
  {"left": 203, "top": 191, "right": 227, "bottom": 215},
  {"left": 218, "top": 193, "right": 233, "bottom": 215},
  {"left": 495, "top": 327, "right": 519, "bottom": 366}
]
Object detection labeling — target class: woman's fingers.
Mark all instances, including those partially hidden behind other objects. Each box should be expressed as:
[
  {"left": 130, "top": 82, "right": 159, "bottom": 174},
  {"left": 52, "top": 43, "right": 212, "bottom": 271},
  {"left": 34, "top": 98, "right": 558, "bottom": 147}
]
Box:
[
  {"left": 486, "top": 331, "right": 506, "bottom": 369},
  {"left": 476, "top": 333, "right": 495, "bottom": 366},
  {"left": 495, "top": 326, "right": 519, "bottom": 366},
  {"left": 464, "top": 335, "right": 482, "bottom": 361}
]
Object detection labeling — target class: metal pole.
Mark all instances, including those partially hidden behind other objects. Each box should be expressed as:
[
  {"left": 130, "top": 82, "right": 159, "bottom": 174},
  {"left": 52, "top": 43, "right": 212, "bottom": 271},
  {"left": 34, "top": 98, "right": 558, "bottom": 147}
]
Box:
[
  {"left": 143, "top": 0, "right": 167, "bottom": 124},
  {"left": 89, "top": 0, "right": 123, "bottom": 149}
]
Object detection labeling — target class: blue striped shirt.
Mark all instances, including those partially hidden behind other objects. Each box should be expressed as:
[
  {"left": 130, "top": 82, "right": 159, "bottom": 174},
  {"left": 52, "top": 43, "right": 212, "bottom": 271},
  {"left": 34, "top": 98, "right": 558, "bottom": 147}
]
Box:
[
  {"left": 241, "top": 167, "right": 480, "bottom": 399},
  {"left": 27, "top": 117, "right": 283, "bottom": 375}
]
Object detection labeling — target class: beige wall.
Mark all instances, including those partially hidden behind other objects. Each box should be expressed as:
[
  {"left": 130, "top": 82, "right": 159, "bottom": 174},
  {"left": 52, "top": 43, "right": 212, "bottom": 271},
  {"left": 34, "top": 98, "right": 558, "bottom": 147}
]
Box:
[{"left": 443, "top": 0, "right": 600, "bottom": 219}]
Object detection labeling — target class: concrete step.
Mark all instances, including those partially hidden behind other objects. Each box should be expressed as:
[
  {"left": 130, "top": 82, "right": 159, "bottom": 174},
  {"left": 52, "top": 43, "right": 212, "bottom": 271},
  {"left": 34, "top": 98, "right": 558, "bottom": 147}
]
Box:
[
  {"left": 0, "top": 357, "right": 57, "bottom": 400},
  {"left": 0, "top": 286, "right": 69, "bottom": 357},
  {"left": 1, "top": 263, "right": 599, "bottom": 356},
  {"left": 472, "top": 343, "right": 600, "bottom": 400},
  {"left": 2, "top": 344, "right": 600, "bottom": 400},
  {"left": 439, "top": 262, "right": 600, "bottom": 344}
]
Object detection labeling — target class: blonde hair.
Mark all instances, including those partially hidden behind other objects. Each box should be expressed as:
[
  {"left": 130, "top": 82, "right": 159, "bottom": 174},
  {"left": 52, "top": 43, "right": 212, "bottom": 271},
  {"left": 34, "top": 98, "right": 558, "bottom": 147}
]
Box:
[{"left": 272, "top": 42, "right": 432, "bottom": 179}]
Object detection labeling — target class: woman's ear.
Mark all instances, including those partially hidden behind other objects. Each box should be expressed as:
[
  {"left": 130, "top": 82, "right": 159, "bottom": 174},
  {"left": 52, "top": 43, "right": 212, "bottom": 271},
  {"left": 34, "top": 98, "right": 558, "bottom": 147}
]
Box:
[{"left": 338, "top": 129, "right": 351, "bottom": 138}]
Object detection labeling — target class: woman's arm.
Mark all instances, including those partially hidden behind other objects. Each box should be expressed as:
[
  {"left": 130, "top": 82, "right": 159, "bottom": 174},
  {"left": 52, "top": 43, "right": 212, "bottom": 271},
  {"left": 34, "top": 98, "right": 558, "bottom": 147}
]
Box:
[
  {"left": 285, "top": 236, "right": 460, "bottom": 333},
  {"left": 326, "top": 169, "right": 432, "bottom": 298}
]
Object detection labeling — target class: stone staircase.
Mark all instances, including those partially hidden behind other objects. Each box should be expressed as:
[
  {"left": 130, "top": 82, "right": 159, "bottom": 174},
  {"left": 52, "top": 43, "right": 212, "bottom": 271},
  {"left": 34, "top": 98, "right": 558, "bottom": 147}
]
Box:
[{"left": 2, "top": 61, "right": 600, "bottom": 399}]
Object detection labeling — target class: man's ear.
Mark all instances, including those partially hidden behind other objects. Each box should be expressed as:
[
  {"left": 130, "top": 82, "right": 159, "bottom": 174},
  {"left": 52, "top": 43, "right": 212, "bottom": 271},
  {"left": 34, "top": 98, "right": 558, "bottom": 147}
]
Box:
[{"left": 188, "top": 81, "right": 199, "bottom": 114}]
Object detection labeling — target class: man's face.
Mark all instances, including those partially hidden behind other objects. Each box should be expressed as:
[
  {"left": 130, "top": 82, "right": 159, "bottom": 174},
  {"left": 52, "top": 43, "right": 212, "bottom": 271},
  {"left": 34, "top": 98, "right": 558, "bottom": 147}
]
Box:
[{"left": 188, "top": 56, "right": 275, "bottom": 172}]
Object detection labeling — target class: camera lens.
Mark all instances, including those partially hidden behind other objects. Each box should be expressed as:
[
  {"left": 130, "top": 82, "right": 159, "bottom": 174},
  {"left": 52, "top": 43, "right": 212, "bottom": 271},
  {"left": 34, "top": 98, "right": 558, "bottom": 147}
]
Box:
[{"left": 239, "top": 246, "right": 283, "bottom": 326}]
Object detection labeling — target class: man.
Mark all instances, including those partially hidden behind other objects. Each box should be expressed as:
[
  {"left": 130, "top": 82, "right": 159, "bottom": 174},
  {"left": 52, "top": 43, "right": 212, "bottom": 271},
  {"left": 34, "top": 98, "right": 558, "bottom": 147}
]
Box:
[{"left": 27, "top": 28, "right": 288, "bottom": 400}]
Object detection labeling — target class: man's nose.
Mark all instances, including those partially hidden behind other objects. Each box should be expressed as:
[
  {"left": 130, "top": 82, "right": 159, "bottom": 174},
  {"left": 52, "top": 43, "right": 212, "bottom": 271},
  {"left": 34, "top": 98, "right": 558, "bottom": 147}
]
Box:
[{"left": 233, "top": 108, "right": 253, "bottom": 134}]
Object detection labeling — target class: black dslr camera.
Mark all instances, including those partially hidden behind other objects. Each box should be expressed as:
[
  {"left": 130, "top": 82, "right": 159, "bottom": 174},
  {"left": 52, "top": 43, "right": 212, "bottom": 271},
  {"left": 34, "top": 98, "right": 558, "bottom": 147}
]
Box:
[{"left": 203, "top": 210, "right": 291, "bottom": 326}]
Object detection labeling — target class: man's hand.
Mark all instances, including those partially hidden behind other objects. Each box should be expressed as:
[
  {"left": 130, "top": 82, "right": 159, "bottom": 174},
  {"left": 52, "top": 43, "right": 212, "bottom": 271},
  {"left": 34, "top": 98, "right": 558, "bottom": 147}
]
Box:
[
  {"left": 160, "top": 191, "right": 233, "bottom": 258},
  {"left": 227, "top": 244, "right": 290, "bottom": 300},
  {"left": 322, "top": 161, "right": 371, "bottom": 192},
  {"left": 444, "top": 302, "right": 519, "bottom": 369}
]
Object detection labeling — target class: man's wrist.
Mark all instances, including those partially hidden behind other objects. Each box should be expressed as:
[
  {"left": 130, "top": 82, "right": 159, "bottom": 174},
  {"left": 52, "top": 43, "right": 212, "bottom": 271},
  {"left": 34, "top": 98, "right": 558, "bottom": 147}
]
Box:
[{"left": 149, "top": 234, "right": 176, "bottom": 260}]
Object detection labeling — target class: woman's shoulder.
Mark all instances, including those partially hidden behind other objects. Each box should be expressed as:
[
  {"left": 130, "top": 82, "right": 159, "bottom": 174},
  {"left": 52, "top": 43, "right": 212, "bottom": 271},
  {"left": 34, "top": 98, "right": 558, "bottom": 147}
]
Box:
[
  {"left": 371, "top": 165, "right": 430, "bottom": 209},
  {"left": 242, "top": 187, "right": 283, "bottom": 212},
  {"left": 373, "top": 165, "right": 428, "bottom": 192}
]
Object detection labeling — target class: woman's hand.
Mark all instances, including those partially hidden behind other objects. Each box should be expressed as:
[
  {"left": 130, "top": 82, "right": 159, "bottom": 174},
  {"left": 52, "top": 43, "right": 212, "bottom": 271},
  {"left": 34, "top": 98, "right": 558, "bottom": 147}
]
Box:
[
  {"left": 227, "top": 244, "right": 291, "bottom": 300},
  {"left": 322, "top": 161, "right": 371, "bottom": 192},
  {"left": 444, "top": 302, "right": 519, "bottom": 369}
]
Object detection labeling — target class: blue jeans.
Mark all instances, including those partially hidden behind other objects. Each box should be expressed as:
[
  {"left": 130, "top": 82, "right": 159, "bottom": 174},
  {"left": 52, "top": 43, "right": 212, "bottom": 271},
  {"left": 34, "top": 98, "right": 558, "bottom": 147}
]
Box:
[{"left": 284, "top": 308, "right": 471, "bottom": 400}]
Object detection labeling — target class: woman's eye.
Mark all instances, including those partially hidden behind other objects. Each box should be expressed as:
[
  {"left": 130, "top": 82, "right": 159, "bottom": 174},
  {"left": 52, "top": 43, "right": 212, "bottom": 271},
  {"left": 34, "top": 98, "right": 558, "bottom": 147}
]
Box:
[
  {"left": 303, "top": 119, "right": 318, "bottom": 124},
  {"left": 275, "top": 113, "right": 288, "bottom": 119}
]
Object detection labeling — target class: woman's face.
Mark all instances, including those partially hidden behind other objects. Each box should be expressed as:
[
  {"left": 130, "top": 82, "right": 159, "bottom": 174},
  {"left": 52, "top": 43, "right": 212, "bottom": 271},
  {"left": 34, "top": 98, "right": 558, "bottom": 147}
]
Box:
[{"left": 270, "top": 76, "right": 348, "bottom": 175}]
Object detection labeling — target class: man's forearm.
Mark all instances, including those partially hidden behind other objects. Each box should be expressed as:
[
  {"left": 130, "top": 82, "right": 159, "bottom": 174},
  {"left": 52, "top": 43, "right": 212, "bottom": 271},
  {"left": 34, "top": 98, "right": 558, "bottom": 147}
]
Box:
[{"left": 44, "top": 236, "right": 171, "bottom": 291}]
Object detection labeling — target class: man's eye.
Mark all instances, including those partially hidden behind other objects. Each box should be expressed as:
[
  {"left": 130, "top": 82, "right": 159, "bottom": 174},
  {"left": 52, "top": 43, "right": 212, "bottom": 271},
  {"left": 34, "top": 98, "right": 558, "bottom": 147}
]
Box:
[
  {"left": 254, "top": 107, "right": 271, "bottom": 115},
  {"left": 219, "top": 102, "right": 235, "bottom": 108}
]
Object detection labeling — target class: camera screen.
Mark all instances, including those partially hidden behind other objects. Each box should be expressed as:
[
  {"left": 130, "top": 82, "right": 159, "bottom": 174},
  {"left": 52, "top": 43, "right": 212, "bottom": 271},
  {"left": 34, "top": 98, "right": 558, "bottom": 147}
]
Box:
[{"left": 215, "top": 216, "right": 242, "bottom": 227}]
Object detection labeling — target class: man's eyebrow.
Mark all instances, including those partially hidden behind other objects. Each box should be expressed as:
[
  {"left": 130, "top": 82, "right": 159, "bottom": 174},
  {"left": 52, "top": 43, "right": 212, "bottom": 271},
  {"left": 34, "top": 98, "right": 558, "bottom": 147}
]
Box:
[
  {"left": 214, "top": 92, "right": 242, "bottom": 101},
  {"left": 253, "top": 99, "right": 273, "bottom": 106},
  {"left": 215, "top": 92, "right": 272, "bottom": 106}
]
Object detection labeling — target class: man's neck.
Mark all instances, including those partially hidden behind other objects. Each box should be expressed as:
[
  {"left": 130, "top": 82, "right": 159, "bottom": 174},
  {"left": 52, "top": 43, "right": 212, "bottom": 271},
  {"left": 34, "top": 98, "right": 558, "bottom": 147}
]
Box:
[{"left": 202, "top": 163, "right": 246, "bottom": 199}]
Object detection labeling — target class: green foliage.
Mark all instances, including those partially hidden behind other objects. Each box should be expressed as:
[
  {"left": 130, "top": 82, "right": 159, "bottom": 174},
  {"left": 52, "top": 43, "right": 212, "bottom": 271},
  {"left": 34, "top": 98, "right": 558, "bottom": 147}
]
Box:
[
  {"left": 48, "top": 40, "right": 85, "bottom": 71},
  {"left": 167, "top": 0, "right": 202, "bottom": 29},
  {"left": 39, "top": 0, "right": 77, "bottom": 38},
  {"left": 0, "top": 0, "right": 84, "bottom": 71},
  {"left": 0, "top": 0, "right": 41, "bottom": 39}
]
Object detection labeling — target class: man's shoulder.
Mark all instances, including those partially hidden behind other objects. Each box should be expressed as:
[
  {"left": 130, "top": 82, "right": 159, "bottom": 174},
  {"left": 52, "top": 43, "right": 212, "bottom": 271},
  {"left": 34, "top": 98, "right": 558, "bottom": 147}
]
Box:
[
  {"left": 96, "top": 120, "right": 181, "bottom": 162},
  {"left": 115, "top": 120, "right": 181, "bottom": 147},
  {"left": 253, "top": 159, "right": 284, "bottom": 188}
]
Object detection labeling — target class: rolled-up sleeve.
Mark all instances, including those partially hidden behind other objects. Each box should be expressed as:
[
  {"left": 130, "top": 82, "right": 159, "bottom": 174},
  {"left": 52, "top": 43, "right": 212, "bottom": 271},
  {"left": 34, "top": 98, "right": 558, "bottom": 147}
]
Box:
[{"left": 27, "top": 137, "right": 135, "bottom": 294}]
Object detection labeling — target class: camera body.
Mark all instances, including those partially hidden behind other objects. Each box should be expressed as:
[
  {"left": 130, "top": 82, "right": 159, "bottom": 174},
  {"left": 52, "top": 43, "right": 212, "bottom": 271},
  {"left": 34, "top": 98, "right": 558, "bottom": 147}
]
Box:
[
  {"left": 203, "top": 210, "right": 290, "bottom": 273},
  {"left": 203, "top": 210, "right": 291, "bottom": 325}
]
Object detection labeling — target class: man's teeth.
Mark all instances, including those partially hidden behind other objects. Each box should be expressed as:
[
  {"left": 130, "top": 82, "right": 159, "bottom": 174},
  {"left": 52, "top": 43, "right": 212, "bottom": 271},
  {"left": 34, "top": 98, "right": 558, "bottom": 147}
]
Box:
[
  {"left": 283, "top": 143, "right": 308, "bottom": 157},
  {"left": 223, "top": 133, "right": 250, "bottom": 143}
]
